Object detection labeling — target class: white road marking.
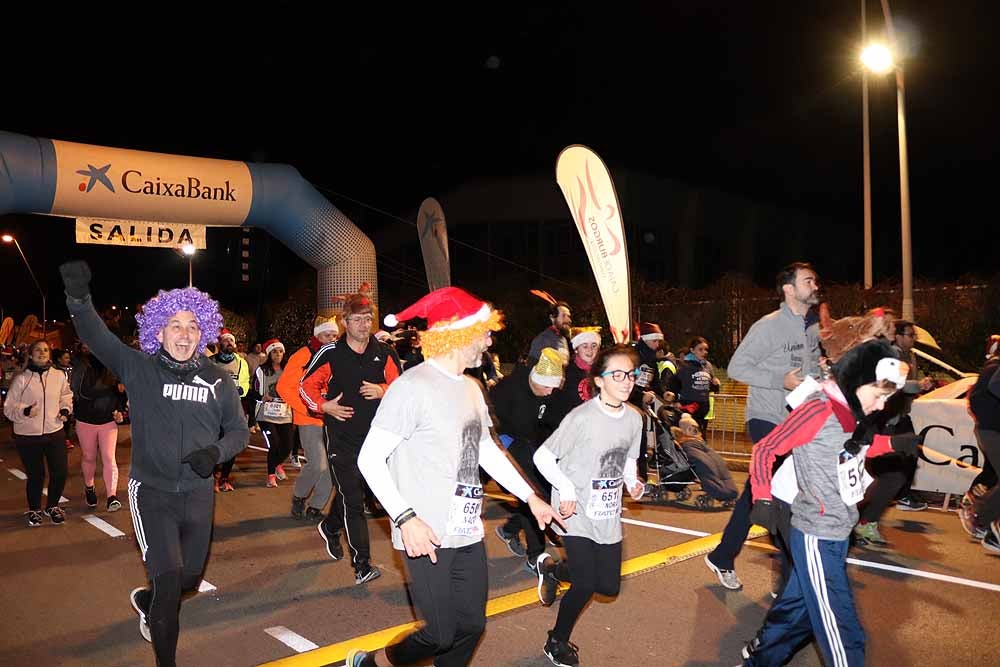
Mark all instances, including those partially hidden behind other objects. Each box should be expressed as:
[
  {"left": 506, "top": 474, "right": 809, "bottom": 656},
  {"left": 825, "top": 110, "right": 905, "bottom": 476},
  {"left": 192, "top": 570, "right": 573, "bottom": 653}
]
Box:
[
  {"left": 83, "top": 514, "right": 126, "bottom": 537},
  {"left": 8, "top": 468, "right": 26, "bottom": 480},
  {"left": 621, "top": 517, "right": 710, "bottom": 537},
  {"left": 846, "top": 557, "right": 1000, "bottom": 593},
  {"left": 624, "top": 516, "right": 1000, "bottom": 593},
  {"left": 247, "top": 444, "right": 269, "bottom": 453},
  {"left": 264, "top": 626, "right": 319, "bottom": 652},
  {"left": 198, "top": 580, "right": 217, "bottom": 593}
]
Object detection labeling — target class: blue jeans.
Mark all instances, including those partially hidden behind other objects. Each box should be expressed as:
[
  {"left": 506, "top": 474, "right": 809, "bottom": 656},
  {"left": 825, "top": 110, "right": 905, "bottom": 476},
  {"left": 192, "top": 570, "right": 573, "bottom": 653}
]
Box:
[{"left": 746, "top": 527, "right": 865, "bottom": 667}]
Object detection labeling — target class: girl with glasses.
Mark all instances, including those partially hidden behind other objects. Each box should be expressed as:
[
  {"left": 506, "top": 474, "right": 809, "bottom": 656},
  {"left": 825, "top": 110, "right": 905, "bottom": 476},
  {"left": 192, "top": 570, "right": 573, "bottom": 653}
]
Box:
[{"left": 530, "top": 344, "right": 646, "bottom": 666}]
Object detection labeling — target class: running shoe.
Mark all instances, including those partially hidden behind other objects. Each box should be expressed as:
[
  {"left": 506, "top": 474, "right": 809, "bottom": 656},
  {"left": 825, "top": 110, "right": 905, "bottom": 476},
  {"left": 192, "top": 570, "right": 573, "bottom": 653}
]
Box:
[
  {"left": 275, "top": 465, "right": 287, "bottom": 481},
  {"left": 543, "top": 631, "right": 580, "bottom": 667},
  {"left": 495, "top": 524, "right": 527, "bottom": 557},
  {"left": 291, "top": 495, "right": 306, "bottom": 519},
  {"left": 44, "top": 507, "right": 66, "bottom": 525},
  {"left": 317, "top": 521, "right": 344, "bottom": 560},
  {"left": 982, "top": 521, "right": 1000, "bottom": 555},
  {"left": 304, "top": 507, "right": 324, "bottom": 523},
  {"left": 345, "top": 648, "right": 375, "bottom": 667},
  {"left": 704, "top": 554, "right": 742, "bottom": 590},
  {"left": 741, "top": 636, "right": 761, "bottom": 660},
  {"left": 896, "top": 495, "right": 928, "bottom": 512},
  {"left": 219, "top": 479, "right": 235, "bottom": 492},
  {"left": 288, "top": 455, "right": 303, "bottom": 468},
  {"left": 266, "top": 474, "right": 278, "bottom": 488},
  {"left": 959, "top": 505, "right": 987, "bottom": 540},
  {"left": 853, "top": 521, "right": 889, "bottom": 547},
  {"left": 130, "top": 587, "right": 152, "bottom": 642},
  {"left": 25, "top": 510, "right": 44, "bottom": 527},
  {"left": 536, "top": 553, "right": 559, "bottom": 607},
  {"left": 355, "top": 563, "right": 382, "bottom": 585},
  {"left": 85, "top": 486, "right": 98, "bottom": 508},
  {"left": 107, "top": 496, "right": 122, "bottom": 512}
]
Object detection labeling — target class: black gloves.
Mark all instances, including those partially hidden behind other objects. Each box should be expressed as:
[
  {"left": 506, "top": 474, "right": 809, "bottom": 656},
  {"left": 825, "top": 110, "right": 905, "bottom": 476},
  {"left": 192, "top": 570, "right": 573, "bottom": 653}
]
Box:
[
  {"left": 181, "top": 445, "right": 221, "bottom": 478},
  {"left": 750, "top": 499, "right": 776, "bottom": 533},
  {"left": 845, "top": 418, "right": 878, "bottom": 455},
  {"left": 890, "top": 424, "right": 954, "bottom": 456},
  {"left": 59, "top": 260, "right": 92, "bottom": 299}
]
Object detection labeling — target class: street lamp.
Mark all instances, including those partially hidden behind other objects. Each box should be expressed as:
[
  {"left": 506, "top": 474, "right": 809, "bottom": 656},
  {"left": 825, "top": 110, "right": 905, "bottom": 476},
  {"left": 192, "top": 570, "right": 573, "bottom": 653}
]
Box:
[
  {"left": 181, "top": 243, "right": 196, "bottom": 287},
  {"left": 861, "top": 0, "right": 914, "bottom": 321},
  {"left": 1, "top": 234, "right": 47, "bottom": 335}
]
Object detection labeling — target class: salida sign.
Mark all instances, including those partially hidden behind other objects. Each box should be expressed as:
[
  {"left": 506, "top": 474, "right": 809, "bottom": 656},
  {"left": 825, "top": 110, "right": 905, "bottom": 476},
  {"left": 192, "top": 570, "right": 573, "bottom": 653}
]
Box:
[{"left": 76, "top": 218, "right": 207, "bottom": 250}]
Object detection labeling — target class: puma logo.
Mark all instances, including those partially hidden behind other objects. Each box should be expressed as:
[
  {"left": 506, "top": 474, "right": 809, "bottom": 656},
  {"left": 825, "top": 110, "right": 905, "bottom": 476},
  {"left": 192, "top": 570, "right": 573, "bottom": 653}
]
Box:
[{"left": 192, "top": 375, "right": 224, "bottom": 400}]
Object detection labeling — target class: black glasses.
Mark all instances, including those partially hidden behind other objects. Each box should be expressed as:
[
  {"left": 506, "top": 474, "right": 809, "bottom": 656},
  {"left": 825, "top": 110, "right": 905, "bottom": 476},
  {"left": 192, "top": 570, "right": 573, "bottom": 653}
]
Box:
[{"left": 599, "top": 369, "right": 640, "bottom": 382}]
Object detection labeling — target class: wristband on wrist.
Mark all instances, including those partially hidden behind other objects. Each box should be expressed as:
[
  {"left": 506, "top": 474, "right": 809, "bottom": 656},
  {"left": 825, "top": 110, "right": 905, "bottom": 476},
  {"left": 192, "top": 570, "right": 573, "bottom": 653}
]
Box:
[{"left": 394, "top": 508, "right": 417, "bottom": 528}]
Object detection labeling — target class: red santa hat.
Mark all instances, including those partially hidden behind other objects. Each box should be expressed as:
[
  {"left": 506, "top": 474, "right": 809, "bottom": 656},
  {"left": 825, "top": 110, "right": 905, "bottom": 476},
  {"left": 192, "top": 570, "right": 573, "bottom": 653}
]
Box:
[
  {"left": 383, "top": 287, "right": 503, "bottom": 357},
  {"left": 637, "top": 322, "right": 664, "bottom": 341},
  {"left": 263, "top": 338, "right": 284, "bottom": 356},
  {"left": 219, "top": 328, "right": 236, "bottom": 345}
]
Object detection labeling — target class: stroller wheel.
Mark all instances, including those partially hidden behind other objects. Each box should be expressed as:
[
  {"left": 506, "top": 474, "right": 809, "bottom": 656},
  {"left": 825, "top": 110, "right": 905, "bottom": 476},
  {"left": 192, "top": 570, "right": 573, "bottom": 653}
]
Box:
[
  {"left": 695, "top": 494, "right": 714, "bottom": 511},
  {"left": 676, "top": 487, "right": 692, "bottom": 502}
]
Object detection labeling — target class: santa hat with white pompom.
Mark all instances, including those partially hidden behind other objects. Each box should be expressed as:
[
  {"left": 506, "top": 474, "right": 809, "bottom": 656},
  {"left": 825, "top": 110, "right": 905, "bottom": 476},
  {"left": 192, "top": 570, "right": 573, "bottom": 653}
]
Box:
[{"left": 383, "top": 287, "right": 504, "bottom": 358}]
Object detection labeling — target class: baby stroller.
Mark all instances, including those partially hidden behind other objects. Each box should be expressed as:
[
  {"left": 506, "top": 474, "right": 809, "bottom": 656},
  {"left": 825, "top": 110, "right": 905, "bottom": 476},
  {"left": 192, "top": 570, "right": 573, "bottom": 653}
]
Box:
[
  {"left": 646, "top": 405, "right": 739, "bottom": 510},
  {"left": 644, "top": 405, "right": 698, "bottom": 503}
]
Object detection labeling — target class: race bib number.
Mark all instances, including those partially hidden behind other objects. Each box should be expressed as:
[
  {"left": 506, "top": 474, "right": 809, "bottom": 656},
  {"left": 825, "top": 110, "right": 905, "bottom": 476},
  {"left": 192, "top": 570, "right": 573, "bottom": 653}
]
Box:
[
  {"left": 837, "top": 447, "right": 872, "bottom": 505},
  {"left": 445, "top": 483, "right": 484, "bottom": 538},
  {"left": 586, "top": 477, "right": 623, "bottom": 520},
  {"left": 262, "top": 401, "right": 289, "bottom": 419}
]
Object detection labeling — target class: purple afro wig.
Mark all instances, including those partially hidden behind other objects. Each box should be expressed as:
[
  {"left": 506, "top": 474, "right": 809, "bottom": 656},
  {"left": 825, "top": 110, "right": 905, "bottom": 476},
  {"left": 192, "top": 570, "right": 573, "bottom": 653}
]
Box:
[{"left": 135, "top": 287, "right": 224, "bottom": 355}]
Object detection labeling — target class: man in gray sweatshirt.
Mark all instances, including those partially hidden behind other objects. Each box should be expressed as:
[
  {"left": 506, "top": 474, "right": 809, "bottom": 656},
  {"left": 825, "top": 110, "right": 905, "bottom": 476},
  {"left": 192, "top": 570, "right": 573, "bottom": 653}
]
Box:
[{"left": 704, "top": 262, "right": 821, "bottom": 591}]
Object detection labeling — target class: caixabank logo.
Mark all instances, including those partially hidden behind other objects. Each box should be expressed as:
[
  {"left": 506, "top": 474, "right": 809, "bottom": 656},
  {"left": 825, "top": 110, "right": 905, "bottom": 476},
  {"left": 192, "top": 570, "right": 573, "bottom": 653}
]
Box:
[{"left": 74, "top": 162, "right": 238, "bottom": 202}]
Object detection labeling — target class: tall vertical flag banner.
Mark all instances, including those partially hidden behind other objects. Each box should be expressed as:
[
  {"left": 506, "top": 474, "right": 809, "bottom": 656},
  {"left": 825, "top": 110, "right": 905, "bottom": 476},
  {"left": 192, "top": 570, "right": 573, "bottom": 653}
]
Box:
[
  {"left": 556, "top": 145, "right": 632, "bottom": 343},
  {"left": 415, "top": 197, "right": 452, "bottom": 290}
]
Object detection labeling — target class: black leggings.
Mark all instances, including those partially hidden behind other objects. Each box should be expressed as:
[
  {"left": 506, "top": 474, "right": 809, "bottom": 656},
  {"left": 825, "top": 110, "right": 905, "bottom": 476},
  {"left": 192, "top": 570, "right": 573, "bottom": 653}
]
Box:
[
  {"left": 386, "top": 542, "right": 488, "bottom": 666},
  {"left": 974, "top": 427, "right": 1000, "bottom": 524},
  {"left": 261, "top": 421, "right": 293, "bottom": 474},
  {"left": 551, "top": 536, "right": 622, "bottom": 642},
  {"left": 501, "top": 440, "right": 548, "bottom": 560},
  {"left": 860, "top": 452, "right": 917, "bottom": 523},
  {"left": 127, "top": 480, "right": 214, "bottom": 667},
  {"left": 15, "top": 431, "right": 67, "bottom": 511}
]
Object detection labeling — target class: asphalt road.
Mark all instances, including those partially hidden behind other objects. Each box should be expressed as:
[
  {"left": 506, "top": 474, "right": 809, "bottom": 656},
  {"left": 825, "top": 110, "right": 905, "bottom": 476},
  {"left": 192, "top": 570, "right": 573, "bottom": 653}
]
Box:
[{"left": 1, "top": 425, "right": 997, "bottom": 666}]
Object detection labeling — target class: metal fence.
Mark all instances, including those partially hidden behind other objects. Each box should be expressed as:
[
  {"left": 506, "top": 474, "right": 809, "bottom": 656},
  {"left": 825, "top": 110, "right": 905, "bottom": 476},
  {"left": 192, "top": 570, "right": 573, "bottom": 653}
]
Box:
[{"left": 705, "top": 393, "right": 752, "bottom": 456}]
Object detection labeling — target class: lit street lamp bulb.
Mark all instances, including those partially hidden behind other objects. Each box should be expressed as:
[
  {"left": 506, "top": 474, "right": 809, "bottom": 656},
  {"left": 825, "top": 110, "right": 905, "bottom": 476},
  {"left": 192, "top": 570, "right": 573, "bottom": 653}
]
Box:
[
  {"left": 1, "top": 234, "right": 12, "bottom": 243},
  {"left": 181, "top": 244, "right": 196, "bottom": 256},
  {"left": 861, "top": 43, "right": 894, "bottom": 74}
]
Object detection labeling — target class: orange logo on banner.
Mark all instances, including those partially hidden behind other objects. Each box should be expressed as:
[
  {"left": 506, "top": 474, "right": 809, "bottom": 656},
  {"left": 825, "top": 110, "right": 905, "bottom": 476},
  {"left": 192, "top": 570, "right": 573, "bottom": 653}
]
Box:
[
  {"left": 51, "top": 140, "right": 253, "bottom": 226},
  {"left": 556, "top": 145, "right": 632, "bottom": 343}
]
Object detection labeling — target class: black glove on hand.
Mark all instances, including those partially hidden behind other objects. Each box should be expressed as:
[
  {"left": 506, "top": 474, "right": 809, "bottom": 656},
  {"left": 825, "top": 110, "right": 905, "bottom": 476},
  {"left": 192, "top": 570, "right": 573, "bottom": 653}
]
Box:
[
  {"left": 181, "top": 445, "right": 221, "bottom": 478},
  {"left": 750, "top": 499, "right": 776, "bottom": 534},
  {"left": 844, "top": 419, "right": 878, "bottom": 456},
  {"left": 890, "top": 424, "right": 954, "bottom": 456},
  {"left": 59, "top": 260, "right": 93, "bottom": 299}
]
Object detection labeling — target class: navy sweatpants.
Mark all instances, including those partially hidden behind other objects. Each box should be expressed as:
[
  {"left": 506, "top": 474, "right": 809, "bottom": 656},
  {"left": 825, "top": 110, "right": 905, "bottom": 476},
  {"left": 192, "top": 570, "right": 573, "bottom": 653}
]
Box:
[{"left": 745, "top": 527, "right": 865, "bottom": 667}]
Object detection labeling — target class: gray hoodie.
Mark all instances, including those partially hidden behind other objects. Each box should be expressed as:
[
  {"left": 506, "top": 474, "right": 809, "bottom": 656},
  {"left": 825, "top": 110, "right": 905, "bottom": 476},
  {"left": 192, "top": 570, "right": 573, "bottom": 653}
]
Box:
[{"left": 727, "top": 302, "right": 820, "bottom": 425}]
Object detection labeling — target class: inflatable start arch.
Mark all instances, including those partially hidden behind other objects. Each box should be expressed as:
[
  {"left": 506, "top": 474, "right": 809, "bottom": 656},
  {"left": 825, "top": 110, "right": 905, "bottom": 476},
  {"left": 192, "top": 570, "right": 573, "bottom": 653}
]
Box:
[{"left": 0, "top": 131, "right": 376, "bottom": 315}]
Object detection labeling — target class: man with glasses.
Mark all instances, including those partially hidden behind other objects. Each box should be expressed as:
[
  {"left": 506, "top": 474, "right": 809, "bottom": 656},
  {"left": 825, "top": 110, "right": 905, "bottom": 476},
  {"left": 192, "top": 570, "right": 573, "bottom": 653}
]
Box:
[{"left": 300, "top": 291, "right": 401, "bottom": 584}]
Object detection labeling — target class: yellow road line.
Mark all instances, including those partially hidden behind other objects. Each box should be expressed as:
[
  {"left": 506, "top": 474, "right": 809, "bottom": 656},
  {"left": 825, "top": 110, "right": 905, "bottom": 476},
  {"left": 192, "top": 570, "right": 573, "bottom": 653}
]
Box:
[{"left": 257, "top": 526, "right": 770, "bottom": 666}]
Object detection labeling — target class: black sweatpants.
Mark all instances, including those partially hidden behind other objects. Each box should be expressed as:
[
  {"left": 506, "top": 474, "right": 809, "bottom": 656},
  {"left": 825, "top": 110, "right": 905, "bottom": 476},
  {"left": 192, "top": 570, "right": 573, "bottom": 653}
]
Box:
[
  {"left": 322, "top": 428, "right": 371, "bottom": 569},
  {"left": 551, "top": 536, "right": 623, "bottom": 641},
  {"left": 501, "top": 440, "right": 547, "bottom": 560},
  {"left": 261, "top": 421, "right": 293, "bottom": 475},
  {"left": 707, "top": 419, "right": 779, "bottom": 570},
  {"left": 386, "top": 542, "right": 488, "bottom": 666},
  {"left": 127, "top": 479, "right": 214, "bottom": 667},
  {"left": 15, "top": 431, "right": 67, "bottom": 511}
]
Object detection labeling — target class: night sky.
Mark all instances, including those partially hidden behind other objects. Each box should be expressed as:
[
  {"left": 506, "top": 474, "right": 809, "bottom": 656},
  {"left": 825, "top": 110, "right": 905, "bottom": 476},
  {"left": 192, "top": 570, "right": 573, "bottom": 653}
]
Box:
[{"left": 2, "top": 2, "right": 997, "bottom": 323}]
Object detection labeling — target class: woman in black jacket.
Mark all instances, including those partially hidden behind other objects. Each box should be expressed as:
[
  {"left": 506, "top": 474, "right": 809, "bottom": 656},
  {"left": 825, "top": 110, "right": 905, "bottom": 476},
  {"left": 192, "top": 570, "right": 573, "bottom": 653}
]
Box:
[
  {"left": 670, "top": 336, "right": 721, "bottom": 434},
  {"left": 72, "top": 348, "right": 127, "bottom": 511}
]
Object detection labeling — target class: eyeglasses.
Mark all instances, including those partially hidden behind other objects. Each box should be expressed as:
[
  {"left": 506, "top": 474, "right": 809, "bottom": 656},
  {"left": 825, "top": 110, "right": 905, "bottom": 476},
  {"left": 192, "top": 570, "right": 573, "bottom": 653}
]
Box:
[
  {"left": 346, "top": 315, "right": 374, "bottom": 324},
  {"left": 599, "top": 369, "right": 640, "bottom": 382}
]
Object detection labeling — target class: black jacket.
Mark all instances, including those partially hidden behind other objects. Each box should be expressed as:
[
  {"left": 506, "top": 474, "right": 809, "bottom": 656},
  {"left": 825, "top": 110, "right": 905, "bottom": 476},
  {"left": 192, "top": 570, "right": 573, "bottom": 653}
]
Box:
[
  {"left": 970, "top": 357, "right": 1000, "bottom": 430},
  {"left": 67, "top": 295, "right": 248, "bottom": 492},
  {"left": 71, "top": 356, "right": 127, "bottom": 425}
]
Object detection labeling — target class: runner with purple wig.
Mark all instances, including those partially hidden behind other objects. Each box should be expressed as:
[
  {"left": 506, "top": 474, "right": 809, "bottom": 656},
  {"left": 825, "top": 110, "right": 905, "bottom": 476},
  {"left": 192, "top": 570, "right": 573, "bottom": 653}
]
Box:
[{"left": 60, "top": 261, "right": 248, "bottom": 667}]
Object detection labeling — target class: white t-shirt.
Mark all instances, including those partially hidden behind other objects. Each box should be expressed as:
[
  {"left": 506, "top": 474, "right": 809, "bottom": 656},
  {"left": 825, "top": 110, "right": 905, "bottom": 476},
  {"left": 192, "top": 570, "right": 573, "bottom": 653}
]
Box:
[{"left": 371, "top": 360, "right": 496, "bottom": 550}]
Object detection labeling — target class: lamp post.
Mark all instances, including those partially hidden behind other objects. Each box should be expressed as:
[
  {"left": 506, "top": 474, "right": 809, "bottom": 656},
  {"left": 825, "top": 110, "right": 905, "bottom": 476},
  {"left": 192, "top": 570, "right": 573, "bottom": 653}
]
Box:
[
  {"left": 861, "top": 0, "right": 914, "bottom": 321},
  {"left": 860, "top": 0, "right": 873, "bottom": 290},
  {"left": 1, "top": 234, "right": 47, "bottom": 335},
  {"left": 181, "top": 243, "right": 196, "bottom": 287}
]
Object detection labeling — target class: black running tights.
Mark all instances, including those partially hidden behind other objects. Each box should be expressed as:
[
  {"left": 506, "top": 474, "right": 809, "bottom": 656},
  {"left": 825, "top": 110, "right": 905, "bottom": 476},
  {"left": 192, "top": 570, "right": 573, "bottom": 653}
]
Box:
[{"left": 551, "top": 536, "right": 622, "bottom": 642}]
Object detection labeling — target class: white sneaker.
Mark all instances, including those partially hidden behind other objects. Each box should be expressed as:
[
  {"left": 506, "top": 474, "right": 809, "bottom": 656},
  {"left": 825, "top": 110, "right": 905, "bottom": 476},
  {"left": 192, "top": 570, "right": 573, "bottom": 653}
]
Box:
[
  {"left": 704, "top": 555, "right": 742, "bottom": 590},
  {"left": 130, "top": 588, "right": 152, "bottom": 642}
]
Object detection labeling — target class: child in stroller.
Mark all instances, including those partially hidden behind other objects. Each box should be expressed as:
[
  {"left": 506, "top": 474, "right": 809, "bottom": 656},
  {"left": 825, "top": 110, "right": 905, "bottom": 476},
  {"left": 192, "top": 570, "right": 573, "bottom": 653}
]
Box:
[{"left": 647, "top": 406, "right": 739, "bottom": 510}]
